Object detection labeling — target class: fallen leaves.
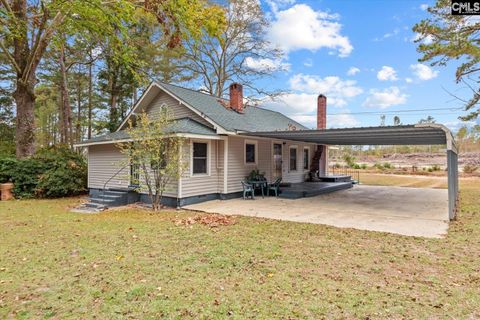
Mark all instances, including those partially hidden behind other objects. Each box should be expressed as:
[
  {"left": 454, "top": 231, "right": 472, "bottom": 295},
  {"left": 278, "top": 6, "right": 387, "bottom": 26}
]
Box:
[{"left": 174, "top": 214, "right": 236, "bottom": 228}]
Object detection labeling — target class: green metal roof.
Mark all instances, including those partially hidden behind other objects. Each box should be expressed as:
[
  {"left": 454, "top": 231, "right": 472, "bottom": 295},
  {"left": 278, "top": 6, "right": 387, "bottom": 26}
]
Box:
[
  {"left": 157, "top": 82, "right": 308, "bottom": 132},
  {"left": 78, "top": 117, "right": 216, "bottom": 145}
]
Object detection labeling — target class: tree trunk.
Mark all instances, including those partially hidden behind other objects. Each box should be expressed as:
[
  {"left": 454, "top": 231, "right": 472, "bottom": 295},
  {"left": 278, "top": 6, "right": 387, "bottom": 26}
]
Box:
[
  {"left": 59, "top": 43, "right": 73, "bottom": 147},
  {"left": 108, "top": 74, "right": 118, "bottom": 132},
  {"left": 14, "top": 82, "right": 36, "bottom": 158},
  {"left": 87, "top": 58, "right": 93, "bottom": 139},
  {"left": 76, "top": 70, "right": 82, "bottom": 142}
]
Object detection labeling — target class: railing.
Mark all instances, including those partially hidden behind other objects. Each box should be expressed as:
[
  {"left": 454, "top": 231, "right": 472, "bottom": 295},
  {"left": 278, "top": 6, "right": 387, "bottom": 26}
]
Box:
[
  {"left": 101, "top": 163, "right": 129, "bottom": 206},
  {"left": 328, "top": 166, "right": 360, "bottom": 183}
]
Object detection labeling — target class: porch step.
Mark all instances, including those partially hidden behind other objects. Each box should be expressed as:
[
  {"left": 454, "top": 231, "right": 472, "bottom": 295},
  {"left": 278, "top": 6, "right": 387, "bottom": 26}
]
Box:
[
  {"left": 279, "top": 181, "right": 353, "bottom": 199},
  {"left": 317, "top": 175, "right": 352, "bottom": 183},
  {"left": 86, "top": 188, "right": 139, "bottom": 208},
  {"left": 71, "top": 202, "right": 105, "bottom": 214}
]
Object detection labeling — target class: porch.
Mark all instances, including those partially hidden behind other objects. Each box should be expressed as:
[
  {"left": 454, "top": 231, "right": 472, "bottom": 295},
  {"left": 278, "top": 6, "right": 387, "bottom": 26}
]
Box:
[{"left": 278, "top": 180, "right": 353, "bottom": 199}]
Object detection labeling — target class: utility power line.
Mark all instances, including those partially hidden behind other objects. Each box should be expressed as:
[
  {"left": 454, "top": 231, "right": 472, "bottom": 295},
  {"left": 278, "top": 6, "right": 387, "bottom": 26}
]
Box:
[{"left": 328, "top": 107, "right": 463, "bottom": 116}]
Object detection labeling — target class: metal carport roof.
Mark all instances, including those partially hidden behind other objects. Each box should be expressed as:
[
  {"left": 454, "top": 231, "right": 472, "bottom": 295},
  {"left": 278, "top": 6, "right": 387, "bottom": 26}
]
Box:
[
  {"left": 242, "top": 123, "right": 459, "bottom": 220},
  {"left": 243, "top": 124, "right": 457, "bottom": 153}
]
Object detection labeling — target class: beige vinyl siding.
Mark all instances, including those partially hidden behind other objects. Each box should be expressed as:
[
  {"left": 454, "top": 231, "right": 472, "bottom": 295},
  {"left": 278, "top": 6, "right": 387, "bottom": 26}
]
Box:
[
  {"left": 137, "top": 164, "right": 178, "bottom": 198},
  {"left": 88, "top": 143, "right": 178, "bottom": 197},
  {"left": 145, "top": 91, "right": 212, "bottom": 128},
  {"left": 217, "top": 140, "right": 226, "bottom": 194},
  {"left": 226, "top": 136, "right": 271, "bottom": 193},
  {"left": 88, "top": 144, "right": 129, "bottom": 189},
  {"left": 179, "top": 138, "right": 221, "bottom": 197},
  {"left": 282, "top": 141, "right": 314, "bottom": 183},
  {"left": 226, "top": 136, "right": 317, "bottom": 192}
]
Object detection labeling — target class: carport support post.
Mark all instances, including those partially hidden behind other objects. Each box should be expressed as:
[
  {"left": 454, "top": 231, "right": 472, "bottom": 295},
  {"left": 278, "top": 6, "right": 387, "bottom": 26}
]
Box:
[{"left": 447, "top": 150, "right": 459, "bottom": 220}]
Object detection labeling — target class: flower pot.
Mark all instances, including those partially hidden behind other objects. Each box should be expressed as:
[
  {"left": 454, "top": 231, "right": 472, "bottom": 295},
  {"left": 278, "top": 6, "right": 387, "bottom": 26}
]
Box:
[{"left": 0, "top": 183, "right": 14, "bottom": 201}]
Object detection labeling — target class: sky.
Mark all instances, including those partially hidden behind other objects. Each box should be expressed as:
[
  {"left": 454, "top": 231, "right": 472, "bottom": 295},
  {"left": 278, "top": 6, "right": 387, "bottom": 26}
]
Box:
[{"left": 253, "top": 0, "right": 480, "bottom": 131}]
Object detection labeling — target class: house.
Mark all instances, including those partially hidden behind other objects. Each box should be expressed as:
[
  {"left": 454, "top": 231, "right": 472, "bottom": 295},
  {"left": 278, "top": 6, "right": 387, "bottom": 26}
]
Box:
[{"left": 75, "top": 82, "right": 329, "bottom": 207}]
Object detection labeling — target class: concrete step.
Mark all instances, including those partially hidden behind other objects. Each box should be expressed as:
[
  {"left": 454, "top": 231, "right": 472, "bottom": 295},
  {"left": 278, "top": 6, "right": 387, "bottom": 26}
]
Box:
[
  {"left": 89, "top": 197, "right": 119, "bottom": 205},
  {"left": 84, "top": 202, "right": 107, "bottom": 209}
]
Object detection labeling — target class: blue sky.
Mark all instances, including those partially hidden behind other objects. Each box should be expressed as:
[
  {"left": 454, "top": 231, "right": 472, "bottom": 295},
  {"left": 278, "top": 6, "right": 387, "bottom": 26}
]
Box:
[{"left": 254, "top": 0, "right": 479, "bottom": 131}]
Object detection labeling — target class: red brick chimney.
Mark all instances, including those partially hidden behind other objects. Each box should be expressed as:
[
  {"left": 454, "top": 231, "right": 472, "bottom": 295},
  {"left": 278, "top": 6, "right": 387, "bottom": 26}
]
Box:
[
  {"left": 229, "top": 83, "right": 243, "bottom": 113},
  {"left": 317, "top": 94, "right": 327, "bottom": 129}
]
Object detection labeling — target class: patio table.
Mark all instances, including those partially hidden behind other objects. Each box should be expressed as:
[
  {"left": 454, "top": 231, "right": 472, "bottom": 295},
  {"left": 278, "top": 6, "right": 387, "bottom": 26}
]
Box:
[{"left": 247, "top": 180, "right": 268, "bottom": 198}]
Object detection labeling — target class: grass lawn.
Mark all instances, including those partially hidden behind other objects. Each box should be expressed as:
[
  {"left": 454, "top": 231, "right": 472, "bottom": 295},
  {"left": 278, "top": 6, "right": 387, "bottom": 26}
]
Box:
[
  {"left": 1, "top": 176, "right": 479, "bottom": 319},
  {"left": 360, "top": 172, "right": 448, "bottom": 189}
]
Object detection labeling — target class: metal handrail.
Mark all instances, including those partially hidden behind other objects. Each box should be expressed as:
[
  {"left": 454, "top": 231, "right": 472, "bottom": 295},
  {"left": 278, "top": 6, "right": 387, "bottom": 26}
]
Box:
[
  {"left": 101, "top": 163, "right": 129, "bottom": 206},
  {"left": 329, "top": 166, "right": 360, "bottom": 184}
]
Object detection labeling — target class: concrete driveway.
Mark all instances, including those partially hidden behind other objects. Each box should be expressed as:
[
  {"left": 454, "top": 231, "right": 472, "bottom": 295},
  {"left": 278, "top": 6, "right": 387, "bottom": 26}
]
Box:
[{"left": 184, "top": 185, "right": 449, "bottom": 238}]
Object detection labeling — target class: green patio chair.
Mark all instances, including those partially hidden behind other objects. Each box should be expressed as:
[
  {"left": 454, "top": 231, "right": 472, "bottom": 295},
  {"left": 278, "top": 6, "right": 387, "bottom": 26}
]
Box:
[
  {"left": 241, "top": 181, "right": 255, "bottom": 200},
  {"left": 267, "top": 178, "right": 282, "bottom": 197}
]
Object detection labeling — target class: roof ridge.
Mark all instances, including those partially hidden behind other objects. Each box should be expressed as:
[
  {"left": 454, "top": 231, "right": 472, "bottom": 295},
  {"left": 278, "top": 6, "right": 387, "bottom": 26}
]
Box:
[{"left": 156, "top": 81, "right": 224, "bottom": 99}]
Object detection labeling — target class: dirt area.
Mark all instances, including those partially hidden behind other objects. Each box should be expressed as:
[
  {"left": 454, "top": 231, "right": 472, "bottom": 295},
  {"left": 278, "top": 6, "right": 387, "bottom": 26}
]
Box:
[
  {"left": 352, "top": 151, "right": 480, "bottom": 170},
  {"left": 184, "top": 185, "right": 449, "bottom": 238}
]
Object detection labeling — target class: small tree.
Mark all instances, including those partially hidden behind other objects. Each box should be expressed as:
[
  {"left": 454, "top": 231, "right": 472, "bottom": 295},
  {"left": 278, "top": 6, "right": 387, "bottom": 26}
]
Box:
[{"left": 117, "top": 111, "right": 186, "bottom": 211}]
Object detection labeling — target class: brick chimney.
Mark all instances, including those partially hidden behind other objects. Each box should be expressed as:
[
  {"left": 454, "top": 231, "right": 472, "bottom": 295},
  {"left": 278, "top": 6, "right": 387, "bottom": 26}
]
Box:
[
  {"left": 317, "top": 94, "right": 327, "bottom": 129},
  {"left": 229, "top": 83, "right": 243, "bottom": 113}
]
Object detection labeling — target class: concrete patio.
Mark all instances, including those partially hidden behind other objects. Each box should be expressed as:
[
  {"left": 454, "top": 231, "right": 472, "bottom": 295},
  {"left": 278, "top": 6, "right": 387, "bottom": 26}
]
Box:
[{"left": 184, "top": 185, "right": 449, "bottom": 238}]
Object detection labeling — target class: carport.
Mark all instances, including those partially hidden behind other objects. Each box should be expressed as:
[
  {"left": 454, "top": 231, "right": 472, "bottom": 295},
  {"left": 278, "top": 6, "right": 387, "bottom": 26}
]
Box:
[{"left": 242, "top": 123, "right": 459, "bottom": 220}]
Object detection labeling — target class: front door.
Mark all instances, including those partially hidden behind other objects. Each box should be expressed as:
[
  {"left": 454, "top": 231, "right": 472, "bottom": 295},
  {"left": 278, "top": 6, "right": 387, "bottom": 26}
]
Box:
[{"left": 273, "top": 143, "right": 282, "bottom": 180}]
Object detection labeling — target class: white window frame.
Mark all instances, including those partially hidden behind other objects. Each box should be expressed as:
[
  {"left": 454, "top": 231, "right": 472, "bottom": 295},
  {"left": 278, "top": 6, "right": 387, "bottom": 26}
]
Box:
[
  {"left": 190, "top": 140, "right": 210, "bottom": 176},
  {"left": 303, "top": 146, "right": 310, "bottom": 171},
  {"left": 289, "top": 145, "right": 298, "bottom": 172},
  {"left": 244, "top": 139, "right": 258, "bottom": 165}
]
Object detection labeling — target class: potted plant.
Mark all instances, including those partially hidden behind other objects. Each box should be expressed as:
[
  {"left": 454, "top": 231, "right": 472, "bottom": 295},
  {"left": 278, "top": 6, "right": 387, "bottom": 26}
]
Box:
[
  {"left": 0, "top": 181, "right": 14, "bottom": 200},
  {"left": 0, "top": 159, "right": 15, "bottom": 200},
  {"left": 246, "top": 169, "right": 265, "bottom": 181}
]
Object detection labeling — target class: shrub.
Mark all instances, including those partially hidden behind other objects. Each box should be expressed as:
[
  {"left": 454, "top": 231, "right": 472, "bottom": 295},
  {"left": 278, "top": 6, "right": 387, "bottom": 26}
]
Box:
[
  {"left": 360, "top": 163, "right": 367, "bottom": 170},
  {"left": 10, "top": 159, "right": 49, "bottom": 198},
  {"left": 463, "top": 164, "right": 478, "bottom": 174},
  {"left": 0, "top": 157, "right": 17, "bottom": 183},
  {"left": 343, "top": 154, "right": 357, "bottom": 168},
  {"left": 35, "top": 147, "right": 87, "bottom": 197},
  {"left": 382, "top": 162, "right": 392, "bottom": 169},
  {"left": 0, "top": 146, "right": 87, "bottom": 198},
  {"left": 372, "top": 163, "right": 384, "bottom": 170}
]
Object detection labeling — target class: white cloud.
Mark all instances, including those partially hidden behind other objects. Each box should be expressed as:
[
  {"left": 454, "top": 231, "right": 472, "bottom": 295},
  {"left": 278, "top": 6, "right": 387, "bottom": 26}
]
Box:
[
  {"left": 444, "top": 120, "right": 476, "bottom": 132},
  {"left": 303, "top": 58, "right": 313, "bottom": 67},
  {"left": 405, "top": 77, "right": 413, "bottom": 83},
  {"left": 289, "top": 73, "right": 363, "bottom": 107},
  {"left": 410, "top": 63, "right": 439, "bottom": 81},
  {"left": 244, "top": 57, "right": 290, "bottom": 72},
  {"left": 373, "top": 28, "right": 400, "bottom": 42},
  {"left": 420, "top": 4, "right": 429, "bottom": 10},
  {"left": 268, "top": 4, "right": 353, "bottom": 57},
  {"left": 362, "top": 86, "right": 407, "bottom": 109},
  {"left": 327, "top": 113, "right": 359, "bottom": 128},
  {"left": 377, "top": 66, "right": 398, "bottom": 81},
  {"left": 266, "top": 0, "right": 296, "bottom": 12},
  {"left": 288, "top": 112, "right": 359, "bottom": 128},
  {"left": 347, "top": 67, "right": 360, "bottom": 76},
  {"left": 411, "top": 32, "right": 433, "bottom": 45},
  {"left": 260, "top": 72, "right": 363, "bottom": 128}
]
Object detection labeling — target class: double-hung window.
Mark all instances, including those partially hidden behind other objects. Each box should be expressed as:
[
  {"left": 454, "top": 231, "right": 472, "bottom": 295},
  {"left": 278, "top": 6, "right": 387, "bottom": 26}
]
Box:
[
  {"left": 303, "top": 147, "right": 309, "bottom": 170},
  {"left": 245, "top": 140, "right": 257, "bottom": 165},
  {"left": 192, "top": 142, "right": 208, "bottom": 175},
  {"left": 289, "top": 147, "right": 297, "bottom": 171}
]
